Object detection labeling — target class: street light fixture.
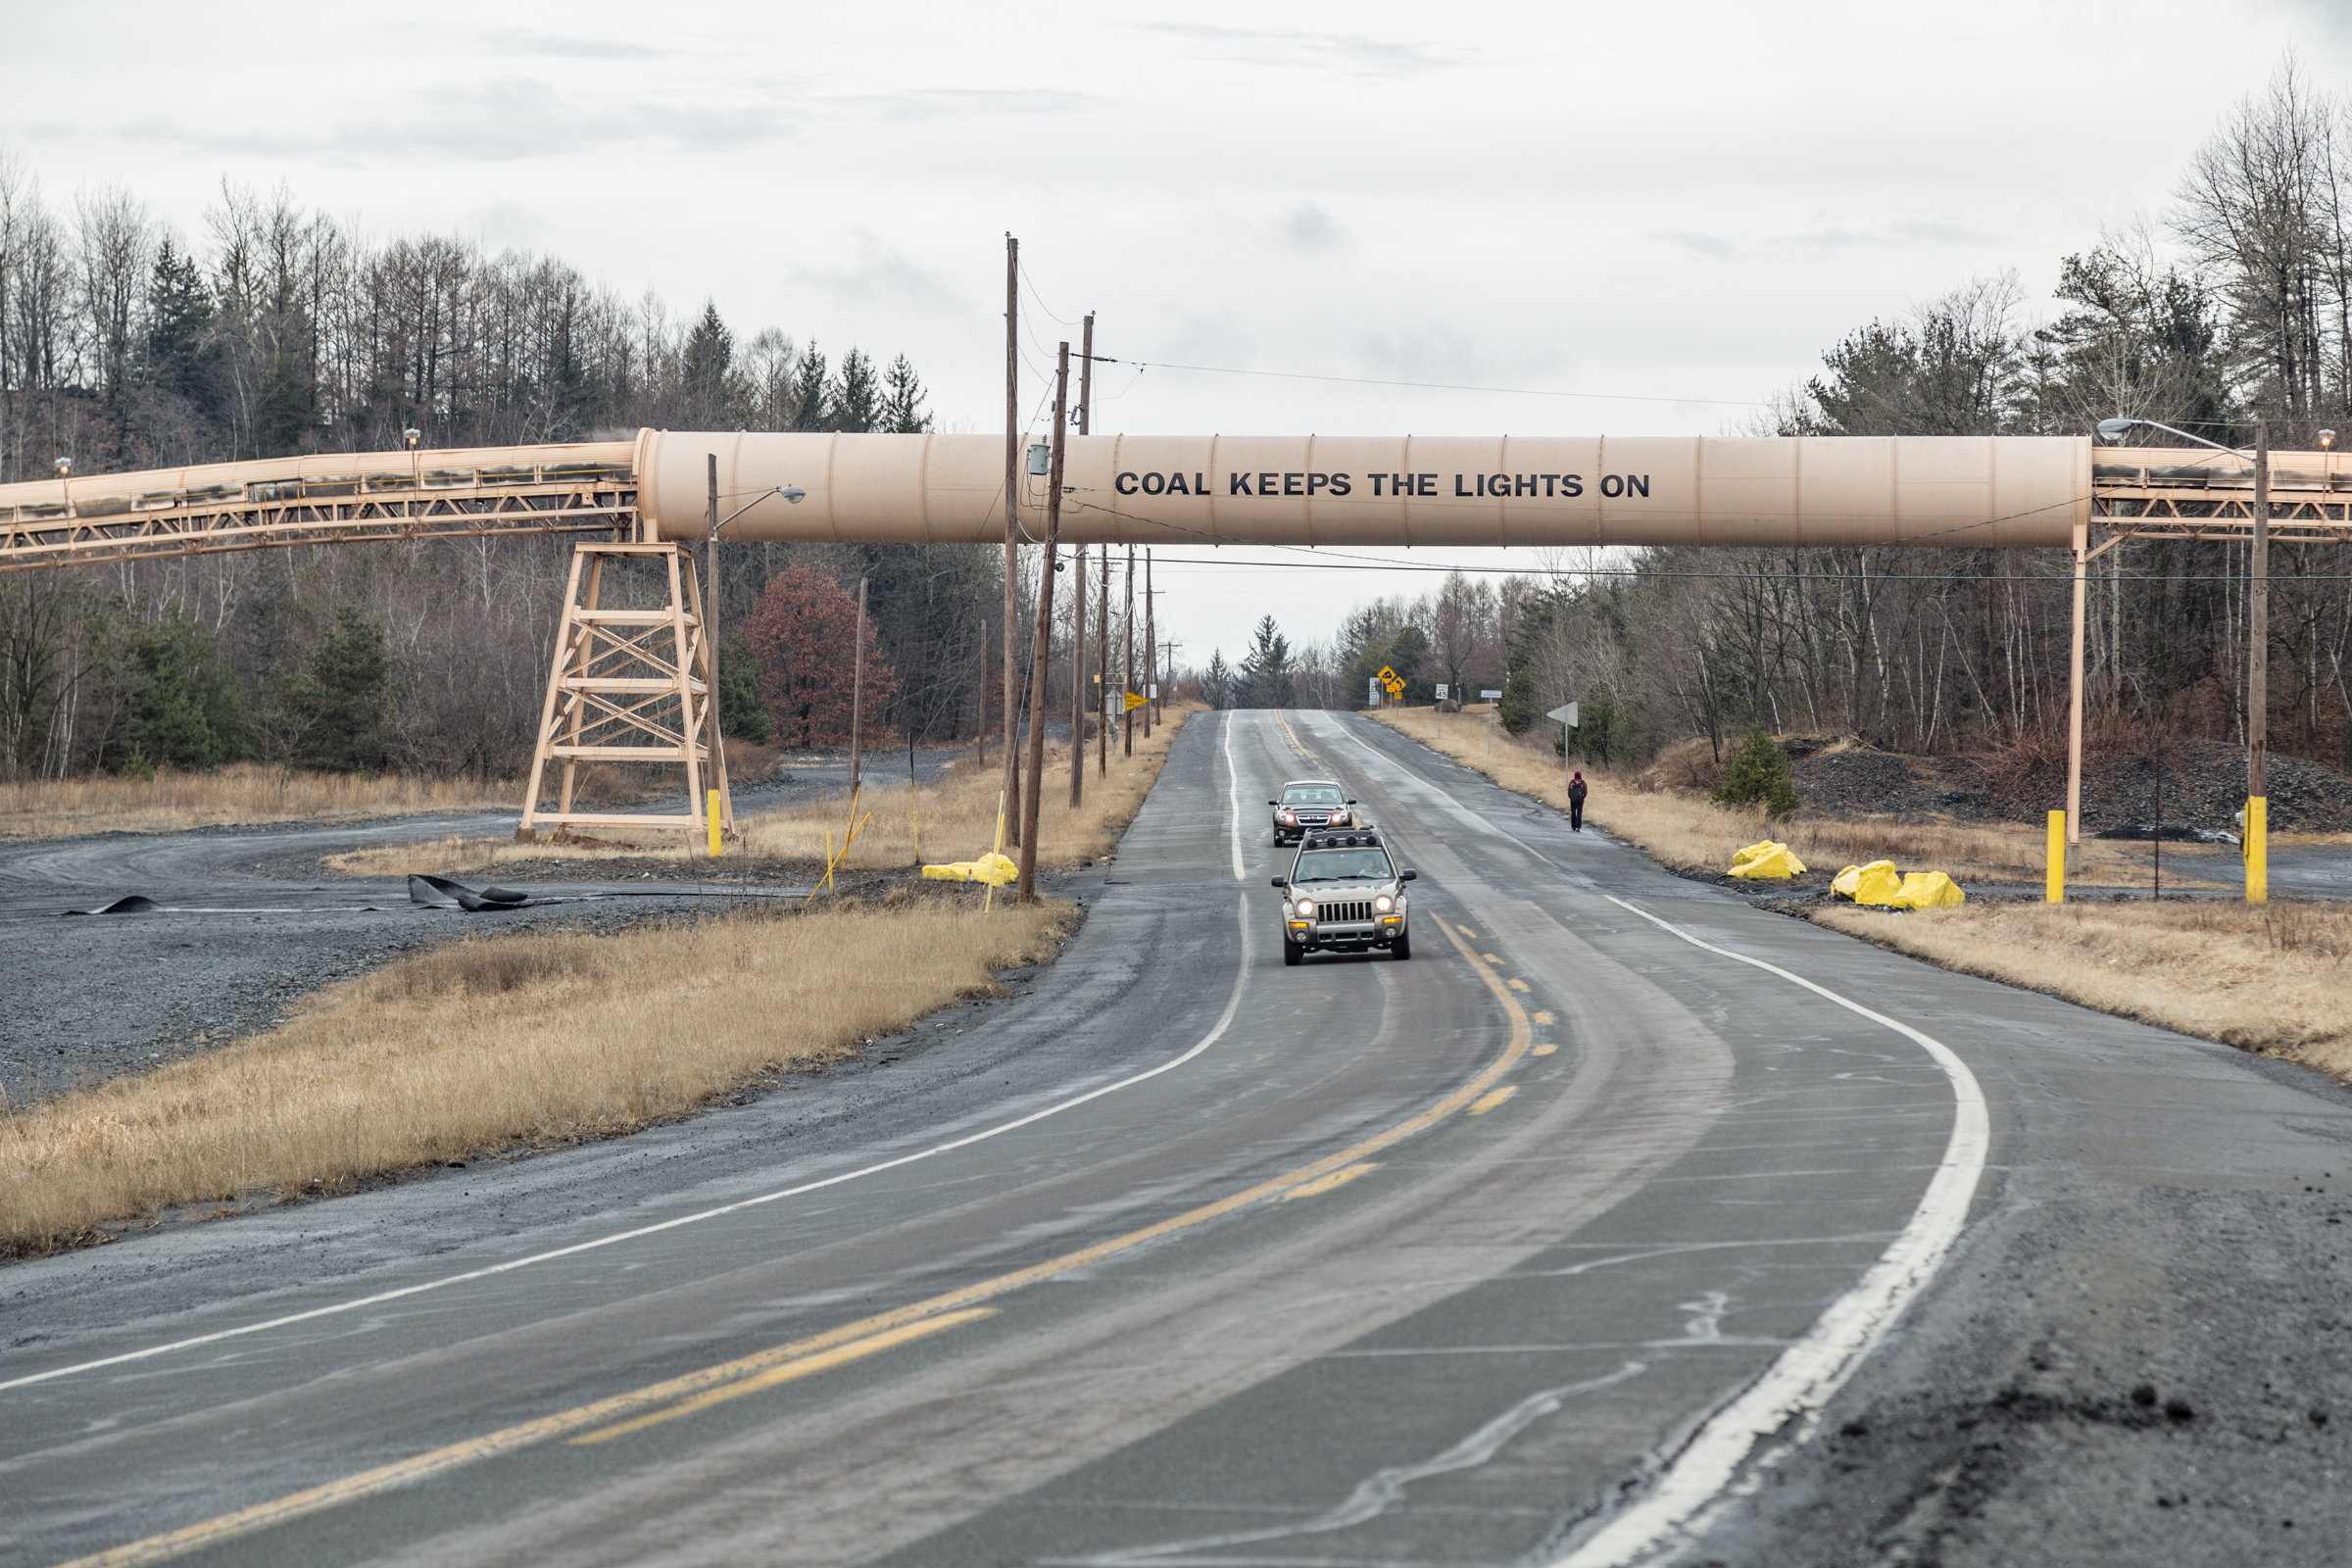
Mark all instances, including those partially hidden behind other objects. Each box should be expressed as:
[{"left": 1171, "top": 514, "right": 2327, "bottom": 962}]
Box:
[
  {"left": 2097, "top": 414, "right": 2272, "bottom": 904},
  {"left": 403, "top": 427, "right": 421, "bottom": 450}
]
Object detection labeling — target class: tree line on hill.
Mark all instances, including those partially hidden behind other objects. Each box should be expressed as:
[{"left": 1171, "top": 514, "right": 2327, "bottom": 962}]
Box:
[
  {"left": 1200, "top": 59, "right": 2352, "bottom": 781},
  {"left": 0, "top": 159, "right": 1161, "bottom": 781}
]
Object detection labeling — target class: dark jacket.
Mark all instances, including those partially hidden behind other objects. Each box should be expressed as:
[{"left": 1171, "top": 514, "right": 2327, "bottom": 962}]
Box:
[{"left": 1568, "top": 776, "right": 1588, "bottom": 804}]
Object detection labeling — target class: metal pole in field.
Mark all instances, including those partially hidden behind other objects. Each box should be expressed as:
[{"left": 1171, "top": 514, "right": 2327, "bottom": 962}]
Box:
[
  {"left": 2248, "top": 418, "right": 2270, "bottom": 904},
  {"left": 1002, "top": 233, "right": 1023, "bottom": 848},
  {"left": 974, "top": 608, "right": 987, "bottom": 766},
  {"left": 1017, "top": 342, "right": 1070, "bottom": 903},
  {"left": 850, "top": 575, "right": 867, "bottom": 797},
  {"left": 1069, "top": 543, "right": 1085, "bottom": 808}
]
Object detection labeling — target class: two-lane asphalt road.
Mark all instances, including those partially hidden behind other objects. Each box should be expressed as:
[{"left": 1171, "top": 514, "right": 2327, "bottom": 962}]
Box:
[{"left": 5, "top": 710, "right": 2348, "bottom": 1566}]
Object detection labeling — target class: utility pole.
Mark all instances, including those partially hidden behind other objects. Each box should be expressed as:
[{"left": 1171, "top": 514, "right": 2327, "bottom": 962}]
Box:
[
  {"left": 1069, "top": 543, "right": 1085, "bottom": 808},
  {"left": 1077, "top": 309, "right": 1102, "bottom": 780},
  {"left": 1098, "top": 535, "right": 1110, "bottom": 777},
  {"left": 850, "top": 575, "right": 868, "bottom": 796},
  {"left": 704, "top": 453, "right": 731, "bottom": 843},
  {"left": 2248, "top": 418, "right": 2270, "bottom": 904},
  {"left": 1017, "top": 342, "right": 1070, "bottom": 903},
  {"left": 1002, "top": 234, "right": 1022, "bottom": 847},
  {"left": 1144, "top": 547, "right": 1156, "bottom": 735},
  {"left": 1124, "top": 546, "right": 1136, "bottom": 759},
  {"left": 1078, "top": 313, "right": 1095, "bottom": 438}
]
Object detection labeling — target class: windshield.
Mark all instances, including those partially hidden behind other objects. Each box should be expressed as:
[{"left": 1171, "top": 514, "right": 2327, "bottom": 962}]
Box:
[
  {"left": 1292, "top": 849, "right": 1394, "bottom": 882},
  {"left": 1282, "top": 785, "right": 1344, "bottom": 806}
]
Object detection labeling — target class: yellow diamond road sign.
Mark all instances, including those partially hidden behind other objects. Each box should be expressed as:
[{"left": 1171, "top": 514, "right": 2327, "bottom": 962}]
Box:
[{"left": 1376, "top": 665, "right": 1398, "bottom": 683}]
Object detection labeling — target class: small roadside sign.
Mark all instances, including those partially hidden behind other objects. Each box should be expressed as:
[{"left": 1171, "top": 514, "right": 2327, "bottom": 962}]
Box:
[
  {"left": 1434, "top": 683, "right": 1448, "bottom": 700},
  {"left": 1124, "top": 691, "right": 1148, "bottom": 710},
  {"left": 1368, "top": 677, "right": 1382, "bottom": 705},
  {"left": 1480, "top": 689, "right": 1502, "bottom": 701},
  {"left": 1547, "top": 702, "right": 1580, "bottom": 728},
  {"left": 1383, "top": 675, "right": 1405, "bottom": 697}
]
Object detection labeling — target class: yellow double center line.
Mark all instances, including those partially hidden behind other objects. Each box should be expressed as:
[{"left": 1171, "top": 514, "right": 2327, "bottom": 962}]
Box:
[{"left": 59, "top": 924, "right": 1529, "bottom": 1568}]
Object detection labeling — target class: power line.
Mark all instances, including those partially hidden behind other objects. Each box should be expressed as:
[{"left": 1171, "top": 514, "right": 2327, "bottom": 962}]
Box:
[
  {"left": 1099, "top": 359, "right": 1768, "bottom": 409},
  {"left": 1139, "top": 554, "right": 2349, "bottom": 585}
]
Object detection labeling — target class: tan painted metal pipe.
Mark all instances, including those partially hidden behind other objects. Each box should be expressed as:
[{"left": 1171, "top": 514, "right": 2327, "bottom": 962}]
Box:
[{"left": 638, "top": 431, "right": 2094, "bottom": 550}]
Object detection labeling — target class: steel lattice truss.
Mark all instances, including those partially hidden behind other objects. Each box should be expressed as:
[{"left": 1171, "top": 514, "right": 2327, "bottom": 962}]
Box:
[
  {"left": 2091, "top": 458, "right": 2352, "bottom": 548},
  {"left": 0, "top": 472, "right": 636, "bottom": 573}
]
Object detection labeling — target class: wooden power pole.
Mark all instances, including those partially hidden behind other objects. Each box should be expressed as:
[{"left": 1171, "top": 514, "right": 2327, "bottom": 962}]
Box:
[
  {"left": 1098, "top": 531, "right": 1110, "bottom": 778},
  {"left": 1124, "top": 545, "right": 1136, "bottom": 759},
  {"left": 1002, "top": 234, "right": 1022, "bottom": 847},
  {"left": 1144, "top": 547, "right": 1156, "bottom": 736},
  {"left": 1069, "top": 543, "right": 1086, "bottom": 808},
  {"left": 850, "top": 575, "right": 867, "bottom": 796},
  {"left": 1017, "top": 343, "right": 1070, "bottom": 902},
  {"left": 2249, "top": 418, "right": 2270, "bottom": 904}
]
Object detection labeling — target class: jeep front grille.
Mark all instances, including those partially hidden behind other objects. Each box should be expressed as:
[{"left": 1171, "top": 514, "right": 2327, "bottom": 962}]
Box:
[{"left": 1318, "top": 900, "right": 1375, "bottom": 924}]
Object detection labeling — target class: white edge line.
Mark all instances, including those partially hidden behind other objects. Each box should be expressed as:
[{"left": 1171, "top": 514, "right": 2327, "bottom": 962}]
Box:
[
  {"left": 3, "top": 895, "right": 1256, "bottom": 1396},
  {"left": 1551, "top": 896, "right": 1989, "bottom": 1567},
  {"left": 1224, "top": 710, "right": 1246, "bottom": 881}
]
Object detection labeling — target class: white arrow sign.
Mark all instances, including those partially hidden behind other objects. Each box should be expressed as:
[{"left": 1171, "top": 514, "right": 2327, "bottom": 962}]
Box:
[{"left": 1548, "top": 703, "right": 1580, "bottom": 727}]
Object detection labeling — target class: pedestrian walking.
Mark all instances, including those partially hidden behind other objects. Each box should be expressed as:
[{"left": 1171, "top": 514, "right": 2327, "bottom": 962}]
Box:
[{"left": 1568, "top": 768, "right": 1588, "bottom": 832}]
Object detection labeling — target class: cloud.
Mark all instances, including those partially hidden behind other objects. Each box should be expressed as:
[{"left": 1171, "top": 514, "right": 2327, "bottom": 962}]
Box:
[
  {"left": 1138, "top": 23, "right": 1464, "bottom": 78},
  {"left": 124, "top": 83, "right": 794, "bottom": 164},
  {"left": 472, "top": 28, "right": 665, "bottom": 61},
  {"left": 789, "top": 234, "right": 967, "bottom": 317},
  {"left": 1283, "top": 201, "right": 1341, "bottom": 252},
  {"left": 833, "top": 88, "right": 1110, "bottom": 122},
  {"left": 1657, "top": 229, "right": 1738, "bottom": 261}
]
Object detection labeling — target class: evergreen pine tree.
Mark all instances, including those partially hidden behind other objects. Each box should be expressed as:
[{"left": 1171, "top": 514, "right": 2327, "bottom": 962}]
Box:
[
  {"left": 288, "top": 607, "right": 392, "bottom": 772},
  {"left": 828, "top": 348, "right": 882, "bottom": 432},
  {"left": 718, "top": 637, "right": 773, "bottom": 744},
  {"left": 790, "top": 344, "right": 830, "bottom": 431},
  {"left": 1712, "top": 723, "right": 1800, "bottom": 817},
  {"left": 880, "top": 354, "right": 933, "bottom": 432}
]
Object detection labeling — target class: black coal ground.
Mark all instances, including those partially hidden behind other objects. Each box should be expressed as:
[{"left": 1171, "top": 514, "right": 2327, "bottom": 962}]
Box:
[{"left": 1690, "top": 1162, "right": 2352, "bottom": 1566}]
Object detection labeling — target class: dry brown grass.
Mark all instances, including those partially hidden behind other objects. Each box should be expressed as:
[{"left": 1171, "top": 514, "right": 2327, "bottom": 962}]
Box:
[
  {"left": 1813, "top": 899, "right": 2352, "bottom": 1085},
  {"left": 1372, "top": 708, "right": 2213, "bottom": 888},
  {"left": 745, "top": 707, "right": 1198, "bottom": 869},
  {"left": 326, "top": 707, "right": 1201, "bottom": 880},
  {"left": 0, "top": 894, "right": 1070, "bottom": 1256},
  {"left": 0, "top": 763, "right": 513, "bottom": 840}
]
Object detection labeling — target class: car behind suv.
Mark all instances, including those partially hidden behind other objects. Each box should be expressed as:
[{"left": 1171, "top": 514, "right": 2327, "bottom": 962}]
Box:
[
  {"left": 1271, "top": 830, "right": 1415, "bottom": 965},
  {"left": 1269, "top": 779, "right": 1359, "bottom": 846}
]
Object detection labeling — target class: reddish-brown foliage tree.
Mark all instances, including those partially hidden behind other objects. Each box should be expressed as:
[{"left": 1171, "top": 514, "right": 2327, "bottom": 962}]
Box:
[{"left": 746, "top": 567, "right": 901, "bottom": 749}]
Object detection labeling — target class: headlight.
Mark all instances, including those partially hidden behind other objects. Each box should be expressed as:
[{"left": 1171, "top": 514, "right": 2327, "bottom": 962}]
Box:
[
  {"left": 1374, "top": 894, "right": 1393, "bottom": 912},
  {"left": 1280, "top": 810, "right": 1296, "bottom": 823},
  {"left": 1332, "top": 811, "right": 1349, "bottom": 825},
  {"left": 1295, "top": 899, "right": 1316, "bottom": 917}
]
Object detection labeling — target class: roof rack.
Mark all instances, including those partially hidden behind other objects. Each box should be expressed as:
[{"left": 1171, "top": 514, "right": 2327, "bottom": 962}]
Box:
[{"left": 1301, "top": 831, "right": 1382, "bottom": 850}]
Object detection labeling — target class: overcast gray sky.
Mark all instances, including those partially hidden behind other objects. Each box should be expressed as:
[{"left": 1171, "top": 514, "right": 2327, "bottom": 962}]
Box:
[{"left": 11, "top": 0, "right": 2352, "bottom": 669}]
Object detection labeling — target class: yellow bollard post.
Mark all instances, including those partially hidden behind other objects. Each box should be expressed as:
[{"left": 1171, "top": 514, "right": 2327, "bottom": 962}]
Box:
[
  {"left": 2045, "top": 809, "right": 2065, "bottom": 904},
  {"left": 2246, "top": 796, "right": 2267, "bottom": 905},
  {"left": 707, "top": 789, "right": 721, "bottom": 858}
]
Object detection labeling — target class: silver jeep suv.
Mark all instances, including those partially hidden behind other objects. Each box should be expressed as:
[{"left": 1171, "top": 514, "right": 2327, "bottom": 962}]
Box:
[{"left": 1270, "top": 830, "right": 1416, "bottom": 965}]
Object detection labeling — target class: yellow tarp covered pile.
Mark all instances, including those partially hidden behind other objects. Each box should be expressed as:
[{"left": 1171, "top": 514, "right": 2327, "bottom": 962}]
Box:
[
  {"left": 1832, "top": 858, "right": 1965, "bottom": 909},
  {"left": 920, "top": 851, "right": 1018, "bottom": 885},
  {"left": 1831, "top": 859, "right": 1903, "bottom": 905},
  {"left": 1727, "top": 840, "right": 1806, "bottom": 880}
]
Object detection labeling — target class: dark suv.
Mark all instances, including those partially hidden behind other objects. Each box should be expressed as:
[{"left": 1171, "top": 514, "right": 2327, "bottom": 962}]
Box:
[{"left": 1269, "top": 779, "right": 1359, "bottom": 847}]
